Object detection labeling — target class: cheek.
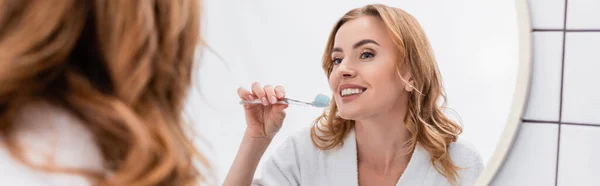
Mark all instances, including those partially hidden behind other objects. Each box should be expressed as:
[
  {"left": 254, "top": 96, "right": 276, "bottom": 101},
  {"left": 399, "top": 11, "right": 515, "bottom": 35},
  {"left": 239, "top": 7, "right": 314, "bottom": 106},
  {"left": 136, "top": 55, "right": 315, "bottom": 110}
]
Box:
[
  {"left": 367, "top": 79, "right": 404, "bottom": 112},
  {"left": 368, "top": 66, "right": 405, "bottom": 98},
  {"left": 372, "top": 78, "right": 403, "bottom": 97},
  {"left": 328, "top": 75, "right": 338, "bottom": 91},
  {"left": 386, "top": 73, "right": 405, "bottom": 95}
]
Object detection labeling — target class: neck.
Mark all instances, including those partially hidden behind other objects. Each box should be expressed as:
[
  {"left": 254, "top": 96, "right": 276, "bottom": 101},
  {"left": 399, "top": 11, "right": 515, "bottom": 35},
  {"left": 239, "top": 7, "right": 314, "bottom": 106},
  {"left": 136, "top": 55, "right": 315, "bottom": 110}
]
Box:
[{"left": 354, "top": 107, "right": 412, "bottom": 176}]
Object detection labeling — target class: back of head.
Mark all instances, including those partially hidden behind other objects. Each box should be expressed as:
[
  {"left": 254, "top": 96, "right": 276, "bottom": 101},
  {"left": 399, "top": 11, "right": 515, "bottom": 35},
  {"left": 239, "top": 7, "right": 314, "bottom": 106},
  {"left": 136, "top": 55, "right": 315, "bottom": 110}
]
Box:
[
  {"left": 0, "top": 0, "right": 206, "bottom": 185},
  {"left": 311, "top": 4, "right": 463, "bottom": 185}
]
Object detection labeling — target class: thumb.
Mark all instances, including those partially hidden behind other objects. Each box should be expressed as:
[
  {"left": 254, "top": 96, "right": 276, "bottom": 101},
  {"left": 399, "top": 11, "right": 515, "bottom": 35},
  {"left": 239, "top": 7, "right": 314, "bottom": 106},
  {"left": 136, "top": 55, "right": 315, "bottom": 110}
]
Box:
[
  {"left": 270, "top": 104, "right": 288, "bottom": 125},
  {"left": 272, "top": 104, "right": 288, "bottom": 117},
  {"left": 272, "top": 103, "right": 289, "bottom": 112}
]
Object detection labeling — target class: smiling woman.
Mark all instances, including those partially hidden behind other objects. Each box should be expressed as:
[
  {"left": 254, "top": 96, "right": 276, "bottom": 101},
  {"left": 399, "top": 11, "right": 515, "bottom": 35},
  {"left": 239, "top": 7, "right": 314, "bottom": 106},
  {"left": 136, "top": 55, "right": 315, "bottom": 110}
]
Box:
[
  {"left": 223, "top": 4, "right": 483, "bottom": 186},
  {"left": 314, "top": 6, "right": 478, "bottom": 185},
  {"left": 197, "top": 0, "right": 524, "bottom": 185}
]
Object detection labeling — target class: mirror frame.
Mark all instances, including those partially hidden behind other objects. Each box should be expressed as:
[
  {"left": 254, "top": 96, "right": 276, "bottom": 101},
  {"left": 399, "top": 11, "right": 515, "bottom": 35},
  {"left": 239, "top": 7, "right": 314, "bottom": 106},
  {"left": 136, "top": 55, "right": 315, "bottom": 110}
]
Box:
[{"left": 474, "top": 0, "right": 532, "bottom": 185}]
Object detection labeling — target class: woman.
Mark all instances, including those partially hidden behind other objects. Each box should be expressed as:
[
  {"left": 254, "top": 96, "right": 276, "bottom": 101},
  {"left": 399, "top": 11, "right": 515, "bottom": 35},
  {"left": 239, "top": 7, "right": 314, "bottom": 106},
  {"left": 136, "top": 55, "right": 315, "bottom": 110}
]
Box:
[
  {"left": 225, "top": 4, "right": 483, "bottom": 186},
  {"left": 0, "top": 0, "right": 208, "bottom": 185}
]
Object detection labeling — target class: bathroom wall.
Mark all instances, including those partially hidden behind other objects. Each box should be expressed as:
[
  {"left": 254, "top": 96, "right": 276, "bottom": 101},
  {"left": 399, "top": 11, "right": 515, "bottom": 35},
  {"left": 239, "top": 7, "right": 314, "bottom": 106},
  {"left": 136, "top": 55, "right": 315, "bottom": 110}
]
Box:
[{"left": 492, "top": 0, "right": 600, "bottom": 185}]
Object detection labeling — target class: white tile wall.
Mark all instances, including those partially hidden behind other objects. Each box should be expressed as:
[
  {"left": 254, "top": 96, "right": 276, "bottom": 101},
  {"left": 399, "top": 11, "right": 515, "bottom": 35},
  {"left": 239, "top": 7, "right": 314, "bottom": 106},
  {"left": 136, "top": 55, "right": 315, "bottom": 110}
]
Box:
[
  {"left": 492, "top": 123, "right": 558, "bottom": 186},
  {"left": 529, "top": 0, "right": 565, "bottom": 29},
  {"left": 496, "top": 1, "right": 600, "bottom": 186},
  {"left": 557, "top": 125, "right": 600, "bottom": 186},
  {"left": 566, "top": 0, "right": 600, "bottom": 29},
  {"left": 562, "top": 32, "right": 600, "bottom": 124},
  {"left": 524, "top": 32, "right": 563, "bottom": 121}
]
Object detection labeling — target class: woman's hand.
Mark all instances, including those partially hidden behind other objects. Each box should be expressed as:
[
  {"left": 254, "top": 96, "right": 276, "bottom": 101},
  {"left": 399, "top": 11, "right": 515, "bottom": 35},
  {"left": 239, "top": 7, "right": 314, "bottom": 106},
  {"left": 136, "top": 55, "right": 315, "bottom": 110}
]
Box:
[
  {"left": 224, "top": 82, "right": 289, "bottom": 186},
  {"left": 237, "top": 82, "right": 289, "bottom": 139}
]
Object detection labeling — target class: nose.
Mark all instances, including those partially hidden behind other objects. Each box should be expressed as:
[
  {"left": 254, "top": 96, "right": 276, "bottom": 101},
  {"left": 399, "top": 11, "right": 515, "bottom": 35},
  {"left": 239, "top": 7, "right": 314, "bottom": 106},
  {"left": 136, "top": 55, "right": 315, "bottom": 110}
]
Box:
[{"left": 336, "top": 62, "right": 357, "bottom": 78}]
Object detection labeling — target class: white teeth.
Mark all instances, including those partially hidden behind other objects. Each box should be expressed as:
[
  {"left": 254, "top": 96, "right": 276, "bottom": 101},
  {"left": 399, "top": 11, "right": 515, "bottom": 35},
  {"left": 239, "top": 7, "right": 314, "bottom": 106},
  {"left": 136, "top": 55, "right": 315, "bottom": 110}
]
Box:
[{"left": 341, "top": 88, "right": 364, "bottom": 96}]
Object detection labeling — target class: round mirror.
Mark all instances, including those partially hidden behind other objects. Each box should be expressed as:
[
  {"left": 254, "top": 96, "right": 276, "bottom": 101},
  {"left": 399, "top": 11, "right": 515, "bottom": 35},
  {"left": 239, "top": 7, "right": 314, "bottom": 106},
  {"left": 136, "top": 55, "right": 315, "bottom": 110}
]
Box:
[{"left": 192, "top": 0, "right": 530, "bottom": 184}]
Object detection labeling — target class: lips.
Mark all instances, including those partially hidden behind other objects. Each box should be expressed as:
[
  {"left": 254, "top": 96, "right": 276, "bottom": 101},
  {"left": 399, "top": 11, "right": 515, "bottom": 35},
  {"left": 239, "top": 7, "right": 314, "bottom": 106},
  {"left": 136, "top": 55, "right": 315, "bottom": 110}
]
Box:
[{"left": 338, "top": 84, "right": 367, "bottom": 97}]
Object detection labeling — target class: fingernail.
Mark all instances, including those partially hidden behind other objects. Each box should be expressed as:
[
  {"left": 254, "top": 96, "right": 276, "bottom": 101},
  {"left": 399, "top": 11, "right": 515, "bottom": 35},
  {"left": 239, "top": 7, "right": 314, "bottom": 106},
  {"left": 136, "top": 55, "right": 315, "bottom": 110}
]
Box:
[
  {"left": 261, "top": 97, "right": 268, "bottom": 105},
  {"left": 270, "top": 96, "right": 277, "bottom": 104},
  {"left": 277, "top": 92, "right": 284, "bottom": 98}
]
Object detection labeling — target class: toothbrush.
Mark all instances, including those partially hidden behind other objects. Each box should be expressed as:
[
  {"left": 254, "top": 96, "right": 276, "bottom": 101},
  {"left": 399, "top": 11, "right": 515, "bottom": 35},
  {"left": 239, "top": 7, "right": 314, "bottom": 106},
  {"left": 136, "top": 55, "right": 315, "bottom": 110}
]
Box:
[{"left": 239, "top": 94, "right": 330, "bottom": 108}]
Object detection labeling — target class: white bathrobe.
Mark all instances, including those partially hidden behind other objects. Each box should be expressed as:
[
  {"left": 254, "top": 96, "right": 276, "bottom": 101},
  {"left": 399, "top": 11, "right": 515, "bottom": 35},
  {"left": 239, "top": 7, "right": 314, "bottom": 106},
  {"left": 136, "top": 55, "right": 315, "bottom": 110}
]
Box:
[{"left": 253, "top": 127, "right": 484, "bottom": 186}]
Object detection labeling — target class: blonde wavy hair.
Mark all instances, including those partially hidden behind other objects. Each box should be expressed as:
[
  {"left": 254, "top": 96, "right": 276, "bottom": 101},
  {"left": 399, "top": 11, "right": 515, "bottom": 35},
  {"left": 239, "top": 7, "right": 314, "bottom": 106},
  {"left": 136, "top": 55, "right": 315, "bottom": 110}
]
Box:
[
  {"left": 310, "top": 4, "right": 463, "bottom": 185},
  {"left": 0, "top": 0, "right": 208, "bottom": 185}
]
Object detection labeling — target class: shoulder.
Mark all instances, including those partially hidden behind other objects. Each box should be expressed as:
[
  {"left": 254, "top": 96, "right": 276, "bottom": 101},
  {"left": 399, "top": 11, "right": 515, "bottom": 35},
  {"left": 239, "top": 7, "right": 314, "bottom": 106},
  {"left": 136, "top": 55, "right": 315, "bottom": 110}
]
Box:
[
  {"left": 270, "top": 127, "right": 327, "bottom": 166},
  {"left": 268, "top": 126, "right": 352, "bottom": 172},
  {"left": 448, "top": 138, "right": 484, "bottom": 183},
  {"left": 287, "top": 127, "right": 315, "bottom": 147},
  {"left": 13, "top": 101, "right": 104, "bottom": 169},
  {"left": 254, "top": 127, "right": 320, "bottom": 185},
  {"left": 0, "top": 101, "right": 104, "bottom": 185},
  {"left": 271, "top": 127, "right": 320, "bottom": 160}
]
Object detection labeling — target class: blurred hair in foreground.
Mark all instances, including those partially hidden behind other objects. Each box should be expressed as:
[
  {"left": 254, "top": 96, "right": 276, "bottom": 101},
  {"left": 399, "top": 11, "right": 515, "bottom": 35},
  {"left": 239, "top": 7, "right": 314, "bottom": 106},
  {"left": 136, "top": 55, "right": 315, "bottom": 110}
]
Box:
[{"left": 0, "top": 0, "right": 210, "bottom": 185}]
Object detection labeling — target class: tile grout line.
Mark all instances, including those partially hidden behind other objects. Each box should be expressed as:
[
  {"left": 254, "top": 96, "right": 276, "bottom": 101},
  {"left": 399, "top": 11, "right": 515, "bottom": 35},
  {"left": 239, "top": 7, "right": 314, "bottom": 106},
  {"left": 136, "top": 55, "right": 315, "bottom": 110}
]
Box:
[
  {"left": 555, "top": 0, "right": 569, "bottom": 185},
  {"left": 522, "top": 119, "right": 559, "bottom": 124},
  {"left": 561, "top": 122, "right": 600, "bottom": 127},
  {"left": 533, "top": 29, "right": 600, "bottom": 32},
  {"left": 523, "top": 119, "right": 600, "bottom": 127}
]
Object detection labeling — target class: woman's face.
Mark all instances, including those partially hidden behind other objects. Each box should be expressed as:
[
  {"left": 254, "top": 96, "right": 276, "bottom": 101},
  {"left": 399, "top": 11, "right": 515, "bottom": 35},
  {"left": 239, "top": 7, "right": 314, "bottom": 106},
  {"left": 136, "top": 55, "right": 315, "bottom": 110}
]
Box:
[{"left": 329, "top": 16, "right": 410, "bottom": 120}]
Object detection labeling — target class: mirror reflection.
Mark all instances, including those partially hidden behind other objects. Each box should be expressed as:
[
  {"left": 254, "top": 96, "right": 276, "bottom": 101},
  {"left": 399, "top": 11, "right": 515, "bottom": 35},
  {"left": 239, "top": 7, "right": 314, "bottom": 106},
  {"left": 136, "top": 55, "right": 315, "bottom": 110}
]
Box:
[{"left": 198, "top": 0, "right": 519, "bottom": 185}]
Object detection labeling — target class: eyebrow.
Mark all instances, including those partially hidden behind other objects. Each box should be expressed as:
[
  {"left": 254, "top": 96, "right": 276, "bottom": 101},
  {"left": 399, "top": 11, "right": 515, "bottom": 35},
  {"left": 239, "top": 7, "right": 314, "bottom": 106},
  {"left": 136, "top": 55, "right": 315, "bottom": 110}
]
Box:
[
  {"left": 331, "top": 39, "right": 380, "bottom": 53},
  {"left": 353, "top": 39, "right": 380, "bottom": 49}
]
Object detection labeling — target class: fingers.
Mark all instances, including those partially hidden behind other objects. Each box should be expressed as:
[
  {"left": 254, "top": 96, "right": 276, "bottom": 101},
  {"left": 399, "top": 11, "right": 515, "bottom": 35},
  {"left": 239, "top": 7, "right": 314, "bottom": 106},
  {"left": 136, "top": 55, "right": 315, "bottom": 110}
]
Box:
[
  {"left": 274, "top": 85, "right": 286, "bottom": 99},
  {"left": 247, "top": 82, "right": 287, "bottom": 106},
  {"left": 264, "top": 85, "right": 277, "bottom": 104},
  {"left": 237, "top": 87, "right": 253, "bottom": 101},
  {"left": 251, "top": 82, "right": 267, "bottom": 105}
]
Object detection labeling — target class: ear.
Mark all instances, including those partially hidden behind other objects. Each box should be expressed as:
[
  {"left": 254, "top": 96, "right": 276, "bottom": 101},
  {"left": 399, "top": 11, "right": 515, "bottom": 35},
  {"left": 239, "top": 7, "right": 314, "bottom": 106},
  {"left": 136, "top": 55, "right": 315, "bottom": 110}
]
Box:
[
  {"left": 404, "top": 78, "right": 415, "bottom": 92},
  {"left": 395, "top": 64, "right": 415, "bottom": 92},
  {"left": 399, "top": 71, "right": 414, "bottom": 92}
]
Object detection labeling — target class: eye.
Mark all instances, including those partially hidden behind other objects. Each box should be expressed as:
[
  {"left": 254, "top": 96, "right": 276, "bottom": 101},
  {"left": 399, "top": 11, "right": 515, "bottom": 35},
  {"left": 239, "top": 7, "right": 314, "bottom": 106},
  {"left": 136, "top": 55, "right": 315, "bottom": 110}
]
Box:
[
  {"left": 360, "top": 52, "right": 375, "bottom": 59},
  {"left": 332, "top": 58, "right": 343, "bottom": 65}
]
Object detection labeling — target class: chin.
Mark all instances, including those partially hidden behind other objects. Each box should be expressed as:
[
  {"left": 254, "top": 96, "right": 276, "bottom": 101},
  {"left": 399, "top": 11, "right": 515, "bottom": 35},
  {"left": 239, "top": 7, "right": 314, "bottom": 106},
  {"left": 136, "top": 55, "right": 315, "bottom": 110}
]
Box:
[{"left": 337, "top": 108, "right": 362, "bottom": 120}]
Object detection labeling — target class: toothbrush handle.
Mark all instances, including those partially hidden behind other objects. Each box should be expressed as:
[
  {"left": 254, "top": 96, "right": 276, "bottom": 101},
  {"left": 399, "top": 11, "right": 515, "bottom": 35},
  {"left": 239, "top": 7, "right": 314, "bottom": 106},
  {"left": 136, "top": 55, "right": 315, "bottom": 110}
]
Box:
[
  {"left": 284, "top": 98, "right": 313, "bottom": 106},
  {"left": 239, "top": 100, "right": 288, "bottom": 105},
  {"left": 239, "top": 98, "right": 313, "bottom": 106}
]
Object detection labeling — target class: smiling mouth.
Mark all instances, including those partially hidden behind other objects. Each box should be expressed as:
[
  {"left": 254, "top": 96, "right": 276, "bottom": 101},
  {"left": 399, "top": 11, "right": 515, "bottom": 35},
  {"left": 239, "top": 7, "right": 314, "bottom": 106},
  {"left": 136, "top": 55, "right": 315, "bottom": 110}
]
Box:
[{"left": 340, "top": 88, "right": 367, "bottom": 97}]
